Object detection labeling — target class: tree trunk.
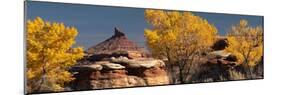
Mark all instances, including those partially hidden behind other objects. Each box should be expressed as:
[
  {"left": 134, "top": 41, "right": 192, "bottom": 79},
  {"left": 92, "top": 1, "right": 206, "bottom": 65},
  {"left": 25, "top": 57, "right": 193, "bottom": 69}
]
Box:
[
  {"left": 244, "top": 60, "right": 253, "bottom": 79},
  {"left": 178, "top": 65, "right": 185, "bottom": 84}
]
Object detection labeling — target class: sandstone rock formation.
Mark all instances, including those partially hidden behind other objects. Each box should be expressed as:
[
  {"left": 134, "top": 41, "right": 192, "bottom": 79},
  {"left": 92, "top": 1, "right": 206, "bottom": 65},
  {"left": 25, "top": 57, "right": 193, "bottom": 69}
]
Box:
[
  {"left": 70, "top": 56, "right": 169, "bottom": 90},
  {"left": 190, "top": 50, "right": 242, "bottom": 82},
  {"left": 212, "top": 36, "right": 228, "bottom": 50},
  {"left": 110, "top": 56, "right": 165, "bottom": 68},
  {"left": 70, "top": 28, "right": 169, "bottom": 90},
  {"left": 86, "top": 27, "right": 147, "bottom": 59}
]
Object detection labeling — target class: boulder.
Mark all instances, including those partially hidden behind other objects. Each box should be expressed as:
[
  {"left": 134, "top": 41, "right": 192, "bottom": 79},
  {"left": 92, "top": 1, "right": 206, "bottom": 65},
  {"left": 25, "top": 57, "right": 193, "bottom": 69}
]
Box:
[
  {"left": 127, "top": 51, "right": 143, "bottom": 59},
  {"left": 193, "top": 52, "right": 241, "bottom": 82},
  {"left": 110, "top": 56, "right": 165, "bottom": 68},
  {"left": 138, "top": 60, "right": 165, "bottom": 68},
  {"left": 88, "top": 64, "right": 103, "bottom": 71},
  {"left": 101, "top": 63, "right": 125, "bottom": 70},
  {"left": 225, "top": 54, "right": 238, "bottom": 62},
  {"left": 212, "top": 38, "right": 228, "bottom": 50},
  {"left": 210, "top": 50, "right": 231, "bottom": 58}
]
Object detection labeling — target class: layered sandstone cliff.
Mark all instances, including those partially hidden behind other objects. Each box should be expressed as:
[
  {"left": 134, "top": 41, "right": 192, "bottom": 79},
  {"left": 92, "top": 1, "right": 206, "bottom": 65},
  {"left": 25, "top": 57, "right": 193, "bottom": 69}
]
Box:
[
  {"left": 69, "top": 27, "right": 169, "bottom": 90},
  {"left": 70, "top": 57, "right": 169, "bottom": 90}
]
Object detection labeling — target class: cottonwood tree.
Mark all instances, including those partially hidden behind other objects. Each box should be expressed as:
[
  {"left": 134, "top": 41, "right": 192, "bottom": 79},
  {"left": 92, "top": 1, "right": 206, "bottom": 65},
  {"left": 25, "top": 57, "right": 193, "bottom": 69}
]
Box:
[
  {"left": 144, "top": 9, "right": 217, "bottom": 83},
  {"left": 225, "top": 19, "right": 263, "bottom": 79},
  {"left": 26, "top": 17, "right": 84, "bottom": 93}
]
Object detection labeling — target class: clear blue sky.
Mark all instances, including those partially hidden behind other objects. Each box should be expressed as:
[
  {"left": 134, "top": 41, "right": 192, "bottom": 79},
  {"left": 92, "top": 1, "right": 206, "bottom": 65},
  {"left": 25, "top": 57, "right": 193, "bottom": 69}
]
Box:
[{"left": 26, "top": 1, "right": 263, "bottom": 49}]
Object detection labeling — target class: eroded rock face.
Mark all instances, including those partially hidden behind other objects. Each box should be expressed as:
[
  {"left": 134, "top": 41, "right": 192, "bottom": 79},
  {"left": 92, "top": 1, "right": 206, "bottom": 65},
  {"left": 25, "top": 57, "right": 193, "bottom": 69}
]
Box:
[
  {"left": 87, "top": 27, "right": 145, "bottom": 55},
  {"left": 191, "top": 51, "right": 240, "bottom": 82},
  {"left": 70, "top": 57, "right": 169, "bottom": 90},
  {"left": 88, "top": 69, "right": 147, "bottom": 89},
  {"left": 127, "top": 51, "right": 145, "bottom": 59},
  {"left": 212, "top": 37, "right": 228, "bottom": 50},
  {"left": 142, "top": 67, "right": 170, "bottom": 85},
  {"left": 110, "top": 56, "right": 165, "bottom": 68},
  {"left": 101, "top": 63, "right": 125, "bottom": 70},
  {"left": 70, "top": 27, "right": 169, "bottom": 90}
]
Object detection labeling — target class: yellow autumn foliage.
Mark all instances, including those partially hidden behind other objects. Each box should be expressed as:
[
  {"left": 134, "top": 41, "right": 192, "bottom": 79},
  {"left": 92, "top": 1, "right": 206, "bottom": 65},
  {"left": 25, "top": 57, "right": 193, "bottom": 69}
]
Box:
[
  {"left": 225, "top": 19, "right": 263, "bottom": 67},
  {"left": 144, "top": 9, "right": 217, "bottom": 60},
  {"left": 26, "top": 17, "right": 84, "bottom": 93},
  {"left": 144, "top": 9, "right": 217, "bottom": 83}
]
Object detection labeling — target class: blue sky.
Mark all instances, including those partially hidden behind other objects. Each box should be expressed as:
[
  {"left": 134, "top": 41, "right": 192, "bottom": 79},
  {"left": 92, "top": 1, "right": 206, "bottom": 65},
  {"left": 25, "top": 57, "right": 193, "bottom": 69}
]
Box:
[{"left": 26, "top": 1, "right": 263, "bottom": 49}]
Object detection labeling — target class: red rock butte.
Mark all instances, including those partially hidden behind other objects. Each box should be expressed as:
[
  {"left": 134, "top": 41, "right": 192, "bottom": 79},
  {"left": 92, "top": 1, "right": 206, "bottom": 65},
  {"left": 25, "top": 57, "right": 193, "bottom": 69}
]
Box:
[{"left": 87, "top": 27, "right": 144, "bottom": 54}]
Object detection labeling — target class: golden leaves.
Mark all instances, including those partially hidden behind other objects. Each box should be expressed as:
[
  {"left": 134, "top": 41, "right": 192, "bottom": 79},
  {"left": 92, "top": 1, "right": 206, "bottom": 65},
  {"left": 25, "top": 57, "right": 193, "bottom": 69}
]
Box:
[
  {"left": 26, "top": 17, "right": 84, "bottom": 93},
  {"left": 144, "top": 10, "right": 263, "bottom": 68},
  {"left": 144, "top": 9, "right": 217, "bottom": 59},
  {"left": 225, "top": 19, "right": 263, "bottom": 66}
]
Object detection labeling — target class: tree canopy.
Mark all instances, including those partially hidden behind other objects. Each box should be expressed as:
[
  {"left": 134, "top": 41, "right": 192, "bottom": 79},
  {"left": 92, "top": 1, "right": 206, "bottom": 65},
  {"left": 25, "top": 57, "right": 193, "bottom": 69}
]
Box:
[
  {"left": 225, "top": 19, "right": 263, "bottom": 67},
  {"left": 26, "top": 17, "right": 84, "bottom": 93},
  {"left": 144, "top": 9, "right": 217, "bottom": 83}
]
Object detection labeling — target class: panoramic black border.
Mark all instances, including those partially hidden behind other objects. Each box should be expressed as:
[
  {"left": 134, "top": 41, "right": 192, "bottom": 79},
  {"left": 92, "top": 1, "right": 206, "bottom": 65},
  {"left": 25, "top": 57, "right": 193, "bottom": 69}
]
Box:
[{"left": 24, "top": 0, "right": 264, "bottom": 95}]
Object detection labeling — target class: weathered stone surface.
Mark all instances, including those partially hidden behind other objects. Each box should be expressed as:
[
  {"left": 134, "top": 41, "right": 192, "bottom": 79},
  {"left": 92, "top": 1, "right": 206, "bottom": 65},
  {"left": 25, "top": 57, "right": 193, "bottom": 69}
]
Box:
[
  {"left": 142, "top": 67, "right": 170, "bottom": 85},
  {"left": 101, "top": 63, "right": 125, "bottom": 70},
  {"left": 71, "top": 64, "right": 102, "bottom": 72},
  {"left": 110, "top": 56, "right": 165, "bottom": 68},
  {"left": 70, "top": 60, "right": 169, "bottom": 90},
  {"left": 192, "top": 51, "right": 241, "bottom": 82},
  {"left": 127, "top": 76, "right": 147, "bottom": 86},
  {"left": 87, "top": 27, "right": 145, "bottom": 55},
  {"left": 70, "top": 27, "right": 169, "bottom": 90},
  {"left": 212, "top": 37, "right": 228, "bottom": 50},
  {"left": 206, "top": 59, "right": 218, "bottom": 64},
  {"left": 88, "top": 64, "right": 103, "bottom": 71},
  {"left": 210, "top": 50, "right": 231, "bottom": 58},
  {"left": 225, "top": 54, "right": 238, "bottom": 62},
  {"left": 90, "top": 76, "right": 147, "bottom": 89},
  {"left": 91, "top": 70, "right": 127, "bottom": 80},
  {"left": 127, "top": 51, "right": 143, "bottom": 59}
]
